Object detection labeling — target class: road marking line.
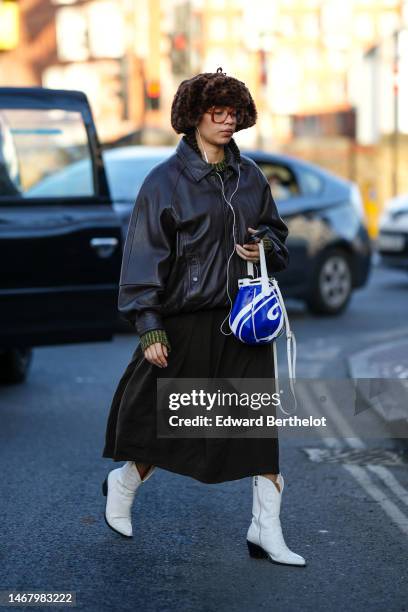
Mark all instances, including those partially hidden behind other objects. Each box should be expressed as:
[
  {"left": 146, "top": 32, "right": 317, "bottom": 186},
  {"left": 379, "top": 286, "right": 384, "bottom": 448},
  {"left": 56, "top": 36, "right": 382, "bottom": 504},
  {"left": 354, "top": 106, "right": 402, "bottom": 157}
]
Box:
[
  {"left": 343, "top": 464, "right": 408, "bottom": 535},
  {"left": 365, "top": 465, "right": 408, "bottom": 508},
  {"left": 298, "top": 381, "right": 408, "bottom": 536}
]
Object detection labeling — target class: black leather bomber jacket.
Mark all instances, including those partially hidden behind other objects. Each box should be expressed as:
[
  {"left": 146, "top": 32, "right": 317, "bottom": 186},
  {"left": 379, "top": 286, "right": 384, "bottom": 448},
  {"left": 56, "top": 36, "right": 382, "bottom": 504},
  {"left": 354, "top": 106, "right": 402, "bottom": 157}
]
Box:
[{"left": 118, "top": 136, "right": 290, "bottom": 337}]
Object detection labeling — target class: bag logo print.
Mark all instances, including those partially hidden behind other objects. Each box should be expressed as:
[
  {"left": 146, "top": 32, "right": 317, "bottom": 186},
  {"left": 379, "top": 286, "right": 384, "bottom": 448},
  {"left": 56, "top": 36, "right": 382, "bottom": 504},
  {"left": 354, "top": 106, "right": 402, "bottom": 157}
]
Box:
[{"left": 267, "top": 302, "right": 281, "bottom": 321}]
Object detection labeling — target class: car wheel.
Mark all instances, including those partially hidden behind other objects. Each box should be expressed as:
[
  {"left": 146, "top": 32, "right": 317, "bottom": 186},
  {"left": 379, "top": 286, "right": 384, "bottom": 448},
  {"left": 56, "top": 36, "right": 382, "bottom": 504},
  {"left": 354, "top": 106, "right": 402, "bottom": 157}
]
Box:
[
  {"left": 306, "top": 248, "right": 353, "bottom": 315},
  {"left": 0, "top": 348, "right": 33, "bottom": 384}
]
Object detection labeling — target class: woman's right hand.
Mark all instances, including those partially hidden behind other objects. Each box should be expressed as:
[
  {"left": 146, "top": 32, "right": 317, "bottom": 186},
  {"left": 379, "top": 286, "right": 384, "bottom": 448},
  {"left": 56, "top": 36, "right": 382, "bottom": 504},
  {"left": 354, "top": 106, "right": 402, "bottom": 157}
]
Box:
[{"left": 144, "top": 342, "right": 168, "bottom": 368}]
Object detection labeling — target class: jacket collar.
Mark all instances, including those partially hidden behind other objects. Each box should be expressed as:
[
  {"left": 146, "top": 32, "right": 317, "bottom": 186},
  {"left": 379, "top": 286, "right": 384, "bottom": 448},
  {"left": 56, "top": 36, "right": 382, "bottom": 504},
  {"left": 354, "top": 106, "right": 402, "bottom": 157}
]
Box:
[{"left": 176, "top": 135, "right": 241, "bottom": 182}]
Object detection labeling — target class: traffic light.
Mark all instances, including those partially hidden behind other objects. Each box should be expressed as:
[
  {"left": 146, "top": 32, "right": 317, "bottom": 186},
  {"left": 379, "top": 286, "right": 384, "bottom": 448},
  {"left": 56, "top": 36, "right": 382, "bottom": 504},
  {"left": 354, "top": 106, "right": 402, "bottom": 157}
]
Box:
[
  {"left": 259, "top": 49, "right": 267, "bottom": 86},
  {"left": 170, "top": 32, "right": 189, "bottom": 75},
  {"left": 145, "top": 79, "right": 160, "bottom": 111}
]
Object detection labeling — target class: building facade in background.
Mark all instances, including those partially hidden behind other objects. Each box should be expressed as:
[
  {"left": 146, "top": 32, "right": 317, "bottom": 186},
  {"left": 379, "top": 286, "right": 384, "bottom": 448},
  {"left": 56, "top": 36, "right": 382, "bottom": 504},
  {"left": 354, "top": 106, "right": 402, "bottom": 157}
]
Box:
[{"left": 1, "top": 0, "right": 408, "bottom": 213}]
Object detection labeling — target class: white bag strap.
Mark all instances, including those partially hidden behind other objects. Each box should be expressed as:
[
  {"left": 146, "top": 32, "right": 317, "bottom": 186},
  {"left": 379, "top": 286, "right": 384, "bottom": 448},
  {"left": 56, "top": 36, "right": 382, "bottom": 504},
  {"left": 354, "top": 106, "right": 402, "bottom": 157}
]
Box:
[
  {"left": 247, "top": 240, "right": 297, "bottom": 413},
  {"left": 273, "top": 279, "right": 297, "bottom": 414},
  {"left": 247, "top": 240, "right": 269, "bottom": 295}
]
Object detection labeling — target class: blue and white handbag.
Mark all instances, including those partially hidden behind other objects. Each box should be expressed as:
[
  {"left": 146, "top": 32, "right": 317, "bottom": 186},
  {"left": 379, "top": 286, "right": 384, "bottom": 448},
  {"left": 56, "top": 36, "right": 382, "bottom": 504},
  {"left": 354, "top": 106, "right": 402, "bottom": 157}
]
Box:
[{"left": 229, "top": 239, "right": 297, "bottom": 412}]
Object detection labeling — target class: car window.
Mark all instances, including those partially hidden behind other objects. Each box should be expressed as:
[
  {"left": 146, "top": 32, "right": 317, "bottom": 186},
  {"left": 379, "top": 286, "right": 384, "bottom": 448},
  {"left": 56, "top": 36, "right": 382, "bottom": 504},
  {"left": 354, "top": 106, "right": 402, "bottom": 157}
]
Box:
[
  {"left": 297, "top": 167, "right": 323, "bottom": 196},
  {"left": 105, "top": 157, "right": 166, "bottom": 202},
  {"left": 0, "top": 108, "right": 94, "bottom": 199},
  {"left": 256, "top": 162, "right": 300, "bottom": 201}
]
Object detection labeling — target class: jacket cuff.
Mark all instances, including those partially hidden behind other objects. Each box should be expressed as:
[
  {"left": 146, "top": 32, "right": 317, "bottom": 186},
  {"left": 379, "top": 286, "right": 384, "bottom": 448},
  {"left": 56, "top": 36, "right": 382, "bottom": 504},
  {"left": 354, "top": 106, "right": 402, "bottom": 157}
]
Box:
[
  {"left": 261, "top": 235, "right": 289, "bottom": 271},
  {"left": 139, "top": 329, "right": 171, "bottom": 352},
  {"left": 262, "top": 236, "right": 274, "bottom": 253},
  {"left": 135, "top": 310, "right": 164, "bottom": 337}
]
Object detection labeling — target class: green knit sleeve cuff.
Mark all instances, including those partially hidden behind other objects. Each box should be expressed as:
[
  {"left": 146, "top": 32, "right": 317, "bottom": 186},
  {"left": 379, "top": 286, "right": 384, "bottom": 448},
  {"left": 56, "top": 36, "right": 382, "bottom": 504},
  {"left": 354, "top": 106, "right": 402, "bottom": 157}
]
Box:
[
  {"left": 139, "top": 329, "right": 171, "bottom": 352},
  {"left": 262, "top": 237, "right": 274, "bottom": 252}
]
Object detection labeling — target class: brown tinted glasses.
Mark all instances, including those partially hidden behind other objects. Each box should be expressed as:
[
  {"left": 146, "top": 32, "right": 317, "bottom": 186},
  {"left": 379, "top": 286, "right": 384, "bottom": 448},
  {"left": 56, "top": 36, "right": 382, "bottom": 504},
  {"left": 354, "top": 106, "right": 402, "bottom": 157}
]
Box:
[{"left": 206, "top": 106, "right": 244, "bottom": 124}]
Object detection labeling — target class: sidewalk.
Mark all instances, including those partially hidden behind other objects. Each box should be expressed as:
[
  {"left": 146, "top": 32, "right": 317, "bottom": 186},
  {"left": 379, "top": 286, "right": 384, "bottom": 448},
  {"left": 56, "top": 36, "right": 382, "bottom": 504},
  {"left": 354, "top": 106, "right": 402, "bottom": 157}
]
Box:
[{"left": 347, "top": 337, "right": 408, "bottom": 423}]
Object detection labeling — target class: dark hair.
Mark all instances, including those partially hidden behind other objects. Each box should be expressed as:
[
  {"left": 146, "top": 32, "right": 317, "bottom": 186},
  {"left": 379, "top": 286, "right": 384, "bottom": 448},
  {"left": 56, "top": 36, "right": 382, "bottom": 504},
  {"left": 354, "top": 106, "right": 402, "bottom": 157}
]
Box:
[{"left": 171, "top": 67, "right": 257, "bottom": 134}]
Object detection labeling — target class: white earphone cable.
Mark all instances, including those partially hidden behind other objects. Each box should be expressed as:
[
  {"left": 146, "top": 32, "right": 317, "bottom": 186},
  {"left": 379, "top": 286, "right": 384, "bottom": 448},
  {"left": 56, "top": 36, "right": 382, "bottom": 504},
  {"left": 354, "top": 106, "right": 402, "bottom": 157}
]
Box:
[
  {"left": 196, "top": 127, "right": 241, "bottom": 335},
  {"left": 196, "top": 127, "right": 209, "bottom": 163},
  {"left": 215, "top": 166, "right": 241, "bottom": 336}
]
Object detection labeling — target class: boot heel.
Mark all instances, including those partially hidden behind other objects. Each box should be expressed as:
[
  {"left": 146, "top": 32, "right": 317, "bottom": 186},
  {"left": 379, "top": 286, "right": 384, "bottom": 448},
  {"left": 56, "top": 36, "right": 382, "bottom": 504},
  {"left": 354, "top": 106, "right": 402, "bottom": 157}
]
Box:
[
  {"left": 247, "top": 540, "right": 268, "bottom": 559},
  {"left": 102, "top": 477, "right": 108, "bottom": 497}
]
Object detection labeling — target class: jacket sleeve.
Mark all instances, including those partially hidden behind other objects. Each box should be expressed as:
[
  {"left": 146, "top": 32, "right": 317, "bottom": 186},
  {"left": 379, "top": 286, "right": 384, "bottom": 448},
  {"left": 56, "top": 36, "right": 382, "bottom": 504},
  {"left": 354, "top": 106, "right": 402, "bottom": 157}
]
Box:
[
  {"left": 256, "top": 180, "right": 290, "bottom": 273},
  {"left": 118, "top": 178, "right": 177, "bottom": 337}
]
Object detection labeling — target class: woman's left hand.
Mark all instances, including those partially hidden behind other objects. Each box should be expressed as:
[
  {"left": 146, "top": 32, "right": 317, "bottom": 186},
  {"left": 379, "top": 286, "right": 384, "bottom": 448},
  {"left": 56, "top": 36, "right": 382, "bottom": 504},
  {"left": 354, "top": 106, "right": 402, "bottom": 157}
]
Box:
[{"left": 235, "top": 227, "right": 261, "bottom": 263}]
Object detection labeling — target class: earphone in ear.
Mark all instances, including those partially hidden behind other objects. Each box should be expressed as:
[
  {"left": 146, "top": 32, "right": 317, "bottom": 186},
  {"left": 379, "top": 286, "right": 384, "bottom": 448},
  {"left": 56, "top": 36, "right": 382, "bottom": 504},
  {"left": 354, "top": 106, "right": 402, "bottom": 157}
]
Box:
[{"left": 196, "top": 127, "right": 209, "bottom": 163}]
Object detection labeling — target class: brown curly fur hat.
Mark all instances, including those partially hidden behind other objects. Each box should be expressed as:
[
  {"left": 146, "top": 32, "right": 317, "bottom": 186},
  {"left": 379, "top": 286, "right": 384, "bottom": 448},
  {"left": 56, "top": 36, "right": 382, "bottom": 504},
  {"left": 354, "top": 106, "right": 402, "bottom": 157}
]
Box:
[{"left": 171, "top": 67, "right": 257, "bottom": 134}]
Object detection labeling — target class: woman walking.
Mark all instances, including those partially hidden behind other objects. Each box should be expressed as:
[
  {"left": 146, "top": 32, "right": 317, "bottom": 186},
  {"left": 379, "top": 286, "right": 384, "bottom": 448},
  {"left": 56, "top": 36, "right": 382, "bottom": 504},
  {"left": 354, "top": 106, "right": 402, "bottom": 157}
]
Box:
[{"left": 102, "top": 68, "right": 306, "bottom": 567}]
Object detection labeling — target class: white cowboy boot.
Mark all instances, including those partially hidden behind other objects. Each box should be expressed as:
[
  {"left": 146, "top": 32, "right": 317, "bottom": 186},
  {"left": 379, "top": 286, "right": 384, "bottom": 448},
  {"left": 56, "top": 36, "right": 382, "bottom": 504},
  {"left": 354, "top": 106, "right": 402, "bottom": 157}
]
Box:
[
  {"left": 247, "top": 474, "right": 306, "bottom": 566},
  {"left": 102, "top": 462, "right": 155, "bottom": 537}
]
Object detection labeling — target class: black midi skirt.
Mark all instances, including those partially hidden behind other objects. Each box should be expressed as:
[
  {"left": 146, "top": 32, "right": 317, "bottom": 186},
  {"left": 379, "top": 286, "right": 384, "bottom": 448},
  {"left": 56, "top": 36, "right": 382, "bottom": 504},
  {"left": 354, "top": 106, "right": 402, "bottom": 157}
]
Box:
[{"left": 102, "top": 306, "right": 279, "bottom": 484}]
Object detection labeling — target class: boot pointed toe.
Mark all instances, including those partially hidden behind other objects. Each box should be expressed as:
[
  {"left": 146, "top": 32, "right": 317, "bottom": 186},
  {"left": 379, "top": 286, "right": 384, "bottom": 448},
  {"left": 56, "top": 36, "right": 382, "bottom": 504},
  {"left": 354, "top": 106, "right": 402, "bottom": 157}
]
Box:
[
  {"left": 104, "top": 513, "right": 133, "bottom": 538},
  {"left": 268, "top": 549, "right": 306, "bottom": 567}
]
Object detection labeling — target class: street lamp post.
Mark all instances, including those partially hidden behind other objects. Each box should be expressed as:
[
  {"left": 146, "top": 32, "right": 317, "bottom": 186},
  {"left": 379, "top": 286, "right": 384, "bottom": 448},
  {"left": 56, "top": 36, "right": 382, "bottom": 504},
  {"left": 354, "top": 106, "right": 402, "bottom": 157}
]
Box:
[
  {"left": 392, "top": 29, "right": 400, "bottom": 197},
  {"left": 256, "top": 31, "right": 271, "bottom": 150}
]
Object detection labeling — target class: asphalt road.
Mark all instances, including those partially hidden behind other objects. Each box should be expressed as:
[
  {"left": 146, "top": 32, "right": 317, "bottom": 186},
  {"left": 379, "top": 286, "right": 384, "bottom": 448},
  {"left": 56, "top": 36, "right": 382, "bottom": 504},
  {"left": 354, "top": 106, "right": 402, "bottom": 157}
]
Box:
[{"left": 0, "top": 261, "right": 407, "bottom": 612}]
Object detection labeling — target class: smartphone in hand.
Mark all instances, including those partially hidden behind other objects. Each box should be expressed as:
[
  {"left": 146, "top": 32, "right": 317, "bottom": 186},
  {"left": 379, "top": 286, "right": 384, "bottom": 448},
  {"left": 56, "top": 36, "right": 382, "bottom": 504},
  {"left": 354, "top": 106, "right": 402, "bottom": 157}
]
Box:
[{"left": 245, "top": 228, "right": 269, "bottom": 243}]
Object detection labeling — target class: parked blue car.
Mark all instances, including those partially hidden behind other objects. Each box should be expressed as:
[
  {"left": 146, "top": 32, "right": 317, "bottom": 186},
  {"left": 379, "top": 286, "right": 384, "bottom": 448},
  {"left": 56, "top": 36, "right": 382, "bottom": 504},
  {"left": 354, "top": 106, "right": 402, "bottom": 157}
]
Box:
[{"left": 30, "top": 144, "right": 372, "bottom": 316}]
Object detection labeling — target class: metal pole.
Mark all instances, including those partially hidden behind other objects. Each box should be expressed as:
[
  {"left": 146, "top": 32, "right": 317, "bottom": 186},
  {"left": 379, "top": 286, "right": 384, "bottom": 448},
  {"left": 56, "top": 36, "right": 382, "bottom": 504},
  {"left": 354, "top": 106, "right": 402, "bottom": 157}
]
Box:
[{"left": 392, "top": 29, "right": 399, "bottom": 197}]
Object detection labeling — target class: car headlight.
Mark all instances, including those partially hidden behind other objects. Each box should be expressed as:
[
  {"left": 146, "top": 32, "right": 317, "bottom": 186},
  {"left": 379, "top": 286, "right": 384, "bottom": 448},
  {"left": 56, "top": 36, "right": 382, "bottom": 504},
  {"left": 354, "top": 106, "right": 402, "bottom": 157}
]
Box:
[
  {"left": 350, "top": 184, "right": 365, "bottom": 221},
  {"left": 378, "top": 209, "right": 391, "bottom": 227}
]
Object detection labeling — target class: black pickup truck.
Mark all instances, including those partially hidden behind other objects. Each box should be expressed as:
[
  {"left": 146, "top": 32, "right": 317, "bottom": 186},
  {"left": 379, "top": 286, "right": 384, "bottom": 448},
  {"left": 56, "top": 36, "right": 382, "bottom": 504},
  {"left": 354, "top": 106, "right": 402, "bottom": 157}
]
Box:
[{"left": 0, "top": 87, "right": 123, "bottom": 383}]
